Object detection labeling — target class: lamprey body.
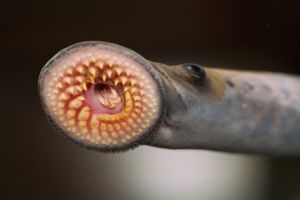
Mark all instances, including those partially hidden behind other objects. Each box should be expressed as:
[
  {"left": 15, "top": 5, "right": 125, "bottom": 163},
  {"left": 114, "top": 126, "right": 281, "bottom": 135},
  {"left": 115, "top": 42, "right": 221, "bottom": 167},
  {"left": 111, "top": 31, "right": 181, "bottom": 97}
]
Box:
[{"left": 39, "top": 41, "right": 300, "bottom": 155}]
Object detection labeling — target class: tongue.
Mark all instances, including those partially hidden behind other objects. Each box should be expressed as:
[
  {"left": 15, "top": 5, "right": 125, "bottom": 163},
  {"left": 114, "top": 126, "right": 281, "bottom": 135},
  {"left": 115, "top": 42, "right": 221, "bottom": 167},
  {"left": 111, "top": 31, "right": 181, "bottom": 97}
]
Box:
[{"left": 84, "top": 84, "right": 123, "bottom": 115}]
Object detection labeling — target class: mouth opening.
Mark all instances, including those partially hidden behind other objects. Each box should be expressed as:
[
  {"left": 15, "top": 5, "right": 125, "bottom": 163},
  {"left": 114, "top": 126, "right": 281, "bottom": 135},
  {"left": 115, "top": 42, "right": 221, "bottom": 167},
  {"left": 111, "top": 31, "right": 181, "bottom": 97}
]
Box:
[
  {"left": 39, "top": 41, "right": 164, "bottom": 151},
  {"left": 85, "top": 82, "right": 124, "bottom": 115}
]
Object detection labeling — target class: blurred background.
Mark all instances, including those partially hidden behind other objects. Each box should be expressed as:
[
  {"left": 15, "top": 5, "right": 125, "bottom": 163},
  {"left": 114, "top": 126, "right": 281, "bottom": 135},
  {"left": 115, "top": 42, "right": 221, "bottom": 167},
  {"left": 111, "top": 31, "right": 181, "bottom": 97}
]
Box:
[{"left": 2, "top": 0, "right": 300, "bottom": 199}]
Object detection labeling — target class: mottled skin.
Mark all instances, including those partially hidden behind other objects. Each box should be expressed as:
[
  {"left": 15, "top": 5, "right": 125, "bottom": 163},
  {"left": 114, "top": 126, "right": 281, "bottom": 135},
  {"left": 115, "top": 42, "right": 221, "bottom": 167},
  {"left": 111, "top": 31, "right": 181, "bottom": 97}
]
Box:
[{"left": 149, "top": 62, "right": 300, "bottom": 156}]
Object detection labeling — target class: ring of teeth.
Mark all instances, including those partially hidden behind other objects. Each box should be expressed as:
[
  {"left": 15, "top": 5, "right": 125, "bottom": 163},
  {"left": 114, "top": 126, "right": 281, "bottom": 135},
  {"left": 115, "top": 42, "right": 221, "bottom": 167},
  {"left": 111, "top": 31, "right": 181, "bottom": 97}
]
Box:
[{"left": 41, "top": 46, "right": 160, "bottom": 148}]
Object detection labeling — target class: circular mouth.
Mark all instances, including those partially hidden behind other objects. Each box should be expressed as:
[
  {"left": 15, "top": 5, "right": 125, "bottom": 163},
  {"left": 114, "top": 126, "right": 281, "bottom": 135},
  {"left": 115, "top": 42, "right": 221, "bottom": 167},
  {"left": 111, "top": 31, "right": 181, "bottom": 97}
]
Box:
[{"left": 39, "top": 41, "right": 163, "bottom": 151}]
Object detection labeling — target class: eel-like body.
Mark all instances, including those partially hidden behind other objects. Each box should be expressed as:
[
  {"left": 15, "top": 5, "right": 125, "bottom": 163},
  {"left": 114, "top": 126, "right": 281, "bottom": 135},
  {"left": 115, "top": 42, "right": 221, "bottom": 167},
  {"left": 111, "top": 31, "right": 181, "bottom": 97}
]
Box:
[
  {"left": 39, "top": 41, "right": 300, "bottom": 156},
  {"left": 150, "top": 62, "right": 300, "bottom": 156}
]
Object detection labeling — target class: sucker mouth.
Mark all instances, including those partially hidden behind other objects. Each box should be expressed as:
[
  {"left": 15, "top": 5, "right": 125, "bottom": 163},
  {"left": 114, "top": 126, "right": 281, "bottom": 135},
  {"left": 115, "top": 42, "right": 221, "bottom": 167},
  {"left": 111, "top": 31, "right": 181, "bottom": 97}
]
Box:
[{"left": 39, "top": 41, "right": 164, "bottom": 151}]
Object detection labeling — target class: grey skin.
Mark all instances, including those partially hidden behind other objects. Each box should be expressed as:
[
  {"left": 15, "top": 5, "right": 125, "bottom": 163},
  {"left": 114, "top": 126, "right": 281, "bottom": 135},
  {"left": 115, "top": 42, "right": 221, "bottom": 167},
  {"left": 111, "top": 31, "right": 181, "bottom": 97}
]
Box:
[{"left": 147, "top": 62, "right": 300, "bottom": 156}]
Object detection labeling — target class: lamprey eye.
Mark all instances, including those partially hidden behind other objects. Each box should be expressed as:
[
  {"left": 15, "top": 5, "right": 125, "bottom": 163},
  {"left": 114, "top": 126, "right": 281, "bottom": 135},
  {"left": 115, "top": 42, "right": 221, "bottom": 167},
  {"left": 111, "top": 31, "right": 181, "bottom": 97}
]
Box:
[
  {"left": 182, "top": 63, "right": 206, "bottom": 80},
  {"left": 39, "top": 41, "right": 163, "bottom": 152}
]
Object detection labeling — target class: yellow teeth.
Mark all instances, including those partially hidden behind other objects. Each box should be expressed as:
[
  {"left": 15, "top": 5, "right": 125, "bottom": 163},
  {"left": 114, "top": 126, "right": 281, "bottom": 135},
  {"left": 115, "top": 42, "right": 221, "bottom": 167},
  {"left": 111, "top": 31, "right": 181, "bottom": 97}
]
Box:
[
  {"left": 75, "top": 76, "right": 85, "bottom": 83},
  {"left": 114, "top": 67, "right": 123, "bottom": 75},
  {"left": 67, "top": 110, "right": 76, "bottom": 119},
  {"left": 101, "top": 74, "right": 107, "bottom": 81},
  {"left": 114, "top": 79, "right": 120, "bottom": 86},
  {"left": 56, "top": 82, "right": 65, "bottom": 89},
  {"left": 81, "top": 82, "right": 88, "bottom": 91},
  {"left": 58, "top": 92, "right": 69, "bottom": 101},
  {"left": 105, "top": 69, "right": 113, "bottom": 78},
  {"left": 69, "top": 96, "right": 84, "bottom": 109},
  {"left": 88, "top": 67, "right": 98, "bottom": 78},
  {"left": 86, "top": 76, "right": 95, "bottom": 84},
  {"left": 119, "top": 76, "right": 128, "bottom": 85},
  {"left": 78, "top": 106, "right": 90, "bottom": 121},
  {"left": 66, "top": 86, "right": 81, "bottom": 95},
  {"left": 42, "top": 47, "right": 161, "bottom": 150},
  {"left": 96, "top": 60, "right": 104, "bottom": 69},
  {"left": 90, "top": 116, "right": 99, "bottom": 128},
  {"left": 63, "top": 77, "right": 73, "bottom": 84},
  {"left": 66, "top": 68, "right": 74, "bottom": 75},
  {"left": 76, "top": 66, "right": 86, "bottom": 75}
]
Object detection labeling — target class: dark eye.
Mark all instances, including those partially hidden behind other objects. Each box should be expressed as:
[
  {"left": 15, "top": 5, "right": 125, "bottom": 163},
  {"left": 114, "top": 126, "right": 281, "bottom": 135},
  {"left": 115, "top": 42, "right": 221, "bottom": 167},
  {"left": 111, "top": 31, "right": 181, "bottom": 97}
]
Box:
[{"left": 182, "top": 63, "right": 206, "bottom": 80}]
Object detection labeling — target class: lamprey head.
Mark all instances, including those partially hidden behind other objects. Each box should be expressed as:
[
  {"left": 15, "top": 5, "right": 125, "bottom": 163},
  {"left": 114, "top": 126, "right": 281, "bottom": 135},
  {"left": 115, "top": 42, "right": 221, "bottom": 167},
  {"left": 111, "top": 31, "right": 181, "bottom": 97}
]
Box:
[{"left": 39, "top": 42, "right": 164, "bottom": 152}]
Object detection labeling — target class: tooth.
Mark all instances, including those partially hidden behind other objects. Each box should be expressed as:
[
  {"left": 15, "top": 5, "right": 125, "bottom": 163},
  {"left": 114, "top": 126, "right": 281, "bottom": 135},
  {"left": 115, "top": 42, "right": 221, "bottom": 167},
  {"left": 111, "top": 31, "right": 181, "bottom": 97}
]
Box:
[
  {"left": 98, "top": 114, "right": 112, "bottom": 122},
  {"left": 107, "top": 138, "right": 112, "bottom": 143},
  {"left": 131, "top": 113, "right": 139, "bottom": 119},
  {"left": 58, "top": 73, "right": 64, "bottom": 78},
  {"left": 82, "top": 60, "right": 90, "bottom": 67},
  {"left": 120, "top": 111, "right": 130, "bottom": 119},
  {"left": 68, "top": 119, "right": 76, "bottom": 126},
  {"left": 56, "top": 82, "right": 64, "bottom": 89},
  {"left": 134, "top": 108, "right": 142, "bottom": 114},
  {"left": 85, "top": 134, "right": 91, "bottom": 140},
  {"left": 53, "top": 89, "right": 60, "bottom": 95},
  {"left": 77, "top": 96, "right": 85, "bottom": 101},
  {"left": 88, "top": 67, "right": 98, "bottom": 78},
  {"left": 123, "top": 125, "right": 131, "bottom": 132},
  {"left": 125, "top": 92, "right": 132, "bottom": 101},
  {"left": 63, "top": 77, "right": 73, "bottom": 84},
  {"left": 66, "top": 86, "right": 79, "bottom": 95},
  {"left": 114, "top": 78, "right": 120, "bottom": 85},
  {"left": 74, "top": 85, "right": 83, "bottom": 92},
  {"left": 81, "top": 82, "right": 88, "bottom": 91},
  {"left": 131, "top": 87, "right": 138, "bottom": 94},
  {"left": 125, "top": 105, "right": 132, "bottom": 112},
  {"left": 135, "top": 102, "right": 143, "bottom": 108},
  {"left": 50, "top": 94, "right": 55, "bottom": 101},
  {"left": 92, "top": 129, "right": 99, "bottom": 135},
  {"left": 108, "top": 124, "right": 114, "bottom": 132},
  {"left": 86, "top": 76, "right": 95, "bottom": 84},
  {"left": 114, "top": 124, "right": 121, "bottom": 131},
  {"left": 102, "top": 74, "right": 107, "bottom": 81},
  {"left": 106, "top": 69, "right": 113, "bottom": 78},
  {"left": 79, "top": 121, "right": 87, "bottom": 129},
  {"left": 132, "top": 132, "right": 137, "bottom": 136},
  {"left": 133, "top": 96, "right": 141, "bottom": 101},
  {"left": 58, "top": 92, "right": 69, "bottom": 101},
  {"left": 100, "top": 123, "right": 107, "bottom": 131},
  {"left": 107, "top": 60, "right": 114, "bottom": 67},
  {"left": 58, "top": 109, "right": 64, "bottom": 116},
  {"left": 75, "top": 76, "right": 85, "bottom": 83},
  {"left": 96, "top": 60, "right": 104, "bottom": 70},
  {"left": 67, "top": 110, "right": 76, "bottom": 119},
  {"left": 127, "top": 118, "right": 134, "bottom": 125},
  {"left": 90, "top": 116, "right": 99, "bottom": 128},
  {"left": 124, "top": 86, "right": 130, "bottom": 92},
  {"left": 114, "top": 67, "right": 123, "bottom": 75},
  {"left": 120, "top": 76, "right": 128, "bottom": 85},
  {"left": 142, "top": 108, "right": 147, "bottom": 113},
  {"left": 111, "top": 132, "right": 118, "bottom": 138},
  {"left": 58, "top": 102, "right": 65, "bottom": 108},
  {"left": 66, "top": 68, "right": 74, "bottom": 75},
  {"left": 76, "top": 66, "right": 86, "bottom": 75},
  {"left": 78, "top": 107, "right": 90, "bottom": 121},
  {"left": 130, "top": 79, "right": 137, "bottom": 86},
  {"left": 69, "top": 97, "right": 84, "bottom": 109},
  {"left": 113, "top": 115, "right": 121, "bottom": 121},
  {"left": 148, "top": 103, "right": 156, "bottom": 108}
]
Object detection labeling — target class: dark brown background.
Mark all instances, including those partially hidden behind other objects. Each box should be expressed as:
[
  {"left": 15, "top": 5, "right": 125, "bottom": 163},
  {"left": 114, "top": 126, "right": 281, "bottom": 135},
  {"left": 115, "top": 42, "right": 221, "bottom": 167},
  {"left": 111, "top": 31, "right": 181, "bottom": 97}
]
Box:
[{"left": 2, "top": 0, "right": 300, "bottom": 199}]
